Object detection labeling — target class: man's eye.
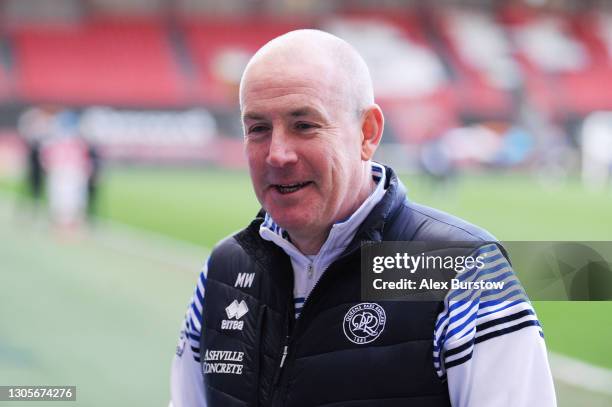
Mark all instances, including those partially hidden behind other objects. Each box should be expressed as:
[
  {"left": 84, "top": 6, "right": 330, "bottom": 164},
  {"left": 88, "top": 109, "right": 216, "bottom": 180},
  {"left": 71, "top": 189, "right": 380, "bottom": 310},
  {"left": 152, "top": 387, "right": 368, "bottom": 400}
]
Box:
[
  {"left": 295, "top": 122, "right": 317, "bottom": 130},
  {"left": 248, "top": 125, "right": 270, "bottom": 134}
]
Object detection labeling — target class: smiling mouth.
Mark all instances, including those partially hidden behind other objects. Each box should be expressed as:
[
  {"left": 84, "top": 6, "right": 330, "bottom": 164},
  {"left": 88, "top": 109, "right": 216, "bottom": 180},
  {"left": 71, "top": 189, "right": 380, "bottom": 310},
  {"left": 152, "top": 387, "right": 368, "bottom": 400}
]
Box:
[{"left": 273, "top": 181, "right": 313, "bottom": 194}]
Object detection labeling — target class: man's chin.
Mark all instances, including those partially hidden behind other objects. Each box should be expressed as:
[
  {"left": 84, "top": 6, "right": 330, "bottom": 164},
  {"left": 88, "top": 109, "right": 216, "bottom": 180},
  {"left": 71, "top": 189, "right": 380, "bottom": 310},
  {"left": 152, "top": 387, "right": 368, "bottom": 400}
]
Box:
[{"left": 264, "top": 210, "right": 315, "bottom": 234}]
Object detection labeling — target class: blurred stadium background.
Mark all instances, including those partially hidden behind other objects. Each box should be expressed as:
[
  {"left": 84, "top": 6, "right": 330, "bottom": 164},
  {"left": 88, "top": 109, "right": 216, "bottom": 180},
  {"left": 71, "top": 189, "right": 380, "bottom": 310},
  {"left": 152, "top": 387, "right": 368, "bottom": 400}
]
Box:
[{"left": 0, "top": 0, "right": 611, "bottom": 405}]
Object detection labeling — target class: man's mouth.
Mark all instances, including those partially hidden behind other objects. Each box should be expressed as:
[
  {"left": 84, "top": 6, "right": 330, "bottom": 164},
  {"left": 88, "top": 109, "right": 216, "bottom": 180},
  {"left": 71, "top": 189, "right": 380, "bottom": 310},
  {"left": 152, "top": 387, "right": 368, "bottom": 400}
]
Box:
[{"left": 273, "top": 181, "right": 313, "bottom": 194}]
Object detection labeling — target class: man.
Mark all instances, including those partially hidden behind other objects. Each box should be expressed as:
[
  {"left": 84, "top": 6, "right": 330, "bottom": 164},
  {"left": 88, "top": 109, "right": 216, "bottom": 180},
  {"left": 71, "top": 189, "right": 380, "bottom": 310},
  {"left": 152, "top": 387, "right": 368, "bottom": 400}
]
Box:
[{"left": 171, "top": 29, "right": 556, "bottom": 406}]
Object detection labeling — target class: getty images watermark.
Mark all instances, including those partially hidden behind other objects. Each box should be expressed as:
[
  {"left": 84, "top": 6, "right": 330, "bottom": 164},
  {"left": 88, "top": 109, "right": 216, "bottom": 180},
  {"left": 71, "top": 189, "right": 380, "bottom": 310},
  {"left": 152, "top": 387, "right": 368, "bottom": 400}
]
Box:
[{"left": 361, "top": 241, "right": 612, "bottom": 301}]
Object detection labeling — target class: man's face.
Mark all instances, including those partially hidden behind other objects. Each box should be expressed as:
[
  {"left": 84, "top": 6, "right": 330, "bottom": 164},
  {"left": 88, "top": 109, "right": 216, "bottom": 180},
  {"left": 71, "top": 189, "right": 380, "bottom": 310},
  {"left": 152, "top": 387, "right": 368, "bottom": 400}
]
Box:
[{"left": 241, "top": 62, "right": 364, "bottom": 238}]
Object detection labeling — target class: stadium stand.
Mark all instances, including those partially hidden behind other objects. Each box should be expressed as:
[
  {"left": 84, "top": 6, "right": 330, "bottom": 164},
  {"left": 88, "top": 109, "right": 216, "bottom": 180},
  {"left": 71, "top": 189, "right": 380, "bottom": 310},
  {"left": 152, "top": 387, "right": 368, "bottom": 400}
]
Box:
[
  {"left": 429, "top": 6, "right": 515, "bottom": 120},
  {"left": 321, "top": 10, "right": 458, "bottom": 142},
  {"left": 180, "top": 16, "right": 307, "bottom": 107},
  {"left": 0, "top": 64, "right": 9, "bottom": 102},
  {"left": 0, "top": 1, "right": 611, "bottom": 151},
  {"left": 562, "top": 10, "right": 612, "bottom": 115},
  {"left": 10, "top": 16, "right": 186, "bottom": 106},
  {"left": 498, "top": 4, "right": 612, "bottom": 120},
  {"left": 0, "top": 35, "right": 11, "bottom": 102}
]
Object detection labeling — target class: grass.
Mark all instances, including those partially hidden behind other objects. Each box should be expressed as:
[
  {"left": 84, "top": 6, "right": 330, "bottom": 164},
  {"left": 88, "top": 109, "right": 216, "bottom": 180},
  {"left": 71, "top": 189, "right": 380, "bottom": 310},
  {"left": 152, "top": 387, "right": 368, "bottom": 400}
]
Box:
[
  {"left": 91, "top": 168, "right": 612, "bottom": 245},
  {"left": 97, "top": 167, "right": 259, "bottom": 249},
  {"left": 0, "top": 208, "right": 200, "bottom": 406}
]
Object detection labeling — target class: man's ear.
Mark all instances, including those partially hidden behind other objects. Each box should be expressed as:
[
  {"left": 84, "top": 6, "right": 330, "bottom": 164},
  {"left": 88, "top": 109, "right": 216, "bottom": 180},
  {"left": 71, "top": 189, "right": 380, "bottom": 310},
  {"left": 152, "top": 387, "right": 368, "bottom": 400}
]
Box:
[{"left": 360, "top": 104, "right": 384, "bottom": 161}]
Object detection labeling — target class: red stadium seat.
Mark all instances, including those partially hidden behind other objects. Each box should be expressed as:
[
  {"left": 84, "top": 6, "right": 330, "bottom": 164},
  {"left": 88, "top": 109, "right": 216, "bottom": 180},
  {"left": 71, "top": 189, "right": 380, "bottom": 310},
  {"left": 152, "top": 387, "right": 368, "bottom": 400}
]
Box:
[
  {"left": 180, "top": 16, "right": 307, "bottom": 107},
  {"left": 498, "top": 5, "right": 612, "bottom": 119},
  {"left": 561, "top": 11, "right": 612, "bottom": 114},
  {"left": 430, "top": 6, "right": 514, "bottom": 120},
  {"left": 11, "top": 17, "right": 186, "bottom": 106},
  {"left": 320, "top": 11, "right": 458, "bottom": 142}
]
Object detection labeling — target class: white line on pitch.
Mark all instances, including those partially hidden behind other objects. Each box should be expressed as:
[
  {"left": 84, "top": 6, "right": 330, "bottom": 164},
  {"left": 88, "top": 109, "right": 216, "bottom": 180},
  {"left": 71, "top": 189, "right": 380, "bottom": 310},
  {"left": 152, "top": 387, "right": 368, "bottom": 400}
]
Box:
[
  {"left": 89, "top": 217, "right": 209, "bottom": 274},
  {"left": 549, "top": 351, "right": 612, "bottom": 396}
]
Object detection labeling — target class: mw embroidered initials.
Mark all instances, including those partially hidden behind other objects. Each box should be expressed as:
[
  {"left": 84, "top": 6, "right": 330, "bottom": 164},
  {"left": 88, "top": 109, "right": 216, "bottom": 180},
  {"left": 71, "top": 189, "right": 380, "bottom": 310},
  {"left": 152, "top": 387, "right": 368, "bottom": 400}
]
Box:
[{"left": 234, "top": 273, "right": 255, "bottom": 288}]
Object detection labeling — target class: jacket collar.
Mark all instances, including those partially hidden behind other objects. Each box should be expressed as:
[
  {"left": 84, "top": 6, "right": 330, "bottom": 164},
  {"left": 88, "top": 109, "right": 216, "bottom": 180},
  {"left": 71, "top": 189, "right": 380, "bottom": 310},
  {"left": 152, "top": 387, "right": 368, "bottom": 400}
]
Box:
[{"left": 343, "top": 165, "right": 407, "bottom": 253}]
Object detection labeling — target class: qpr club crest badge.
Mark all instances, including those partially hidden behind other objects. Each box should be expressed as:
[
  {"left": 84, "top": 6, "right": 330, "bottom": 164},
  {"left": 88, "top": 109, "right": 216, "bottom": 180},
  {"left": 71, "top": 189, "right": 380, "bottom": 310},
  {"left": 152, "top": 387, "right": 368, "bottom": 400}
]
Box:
[{"left": 343, "top": 303, "right": 386, "bottom": 345}]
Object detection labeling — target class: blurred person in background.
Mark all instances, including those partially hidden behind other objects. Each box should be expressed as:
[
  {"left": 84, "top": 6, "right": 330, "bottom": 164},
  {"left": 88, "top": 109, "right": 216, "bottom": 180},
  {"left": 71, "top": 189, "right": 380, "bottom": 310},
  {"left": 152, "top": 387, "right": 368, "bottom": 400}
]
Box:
[
  {"left": 85, "top": 139, "right": 102, "bottom": 222},
  {"left": 40, "top": 109, "right": 91, "bottom": 232},
  {"left": 17, "top": 106, "right": 57, "bottom": 214},
  {"left": 170, "top": 30, "right": 556, "bottom": 407},
  {"left": 24, "top": 132, "right": 44, "bottom": 207},
  {"left": 581, "top": 112, "right": 612, "bottom": 191}
]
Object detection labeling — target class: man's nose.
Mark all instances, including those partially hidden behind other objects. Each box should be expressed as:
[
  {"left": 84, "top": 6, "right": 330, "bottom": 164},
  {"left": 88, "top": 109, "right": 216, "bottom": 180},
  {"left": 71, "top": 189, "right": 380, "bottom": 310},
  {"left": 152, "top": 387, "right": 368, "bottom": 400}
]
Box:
[{"left": 266, "top": 129, "right": 298, "bottom": 167}]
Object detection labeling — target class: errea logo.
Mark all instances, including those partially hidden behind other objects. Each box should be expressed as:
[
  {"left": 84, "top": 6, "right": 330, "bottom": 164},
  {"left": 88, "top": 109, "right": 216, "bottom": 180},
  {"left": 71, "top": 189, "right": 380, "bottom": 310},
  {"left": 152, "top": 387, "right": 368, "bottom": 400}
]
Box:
[
  {"left": 225, "top": 300, "right": 249, "bottom": 319},
  {"left": 222, "top": 300, "right": 249, "bottom": 331}
]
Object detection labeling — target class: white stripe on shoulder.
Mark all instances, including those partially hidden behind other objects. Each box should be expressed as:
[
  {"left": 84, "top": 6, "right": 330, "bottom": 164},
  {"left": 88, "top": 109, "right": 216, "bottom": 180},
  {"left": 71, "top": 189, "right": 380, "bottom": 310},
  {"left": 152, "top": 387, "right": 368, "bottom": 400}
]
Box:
[
  {"left": 180, "top": 259, "right": 209, "bottom": 363},
  {"left": 433, "top": 244, "right": 541, "bottom": 377}
]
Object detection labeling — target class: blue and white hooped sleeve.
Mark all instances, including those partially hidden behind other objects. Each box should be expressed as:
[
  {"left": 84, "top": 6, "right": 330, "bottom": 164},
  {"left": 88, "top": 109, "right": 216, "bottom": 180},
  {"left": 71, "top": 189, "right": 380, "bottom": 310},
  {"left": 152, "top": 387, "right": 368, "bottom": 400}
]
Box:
[
  {"left": 433, "top": 243, "right": 556, "bottom": 407},
  {"left": 170, "top": 260, "right": 208, "bottom": 407}
]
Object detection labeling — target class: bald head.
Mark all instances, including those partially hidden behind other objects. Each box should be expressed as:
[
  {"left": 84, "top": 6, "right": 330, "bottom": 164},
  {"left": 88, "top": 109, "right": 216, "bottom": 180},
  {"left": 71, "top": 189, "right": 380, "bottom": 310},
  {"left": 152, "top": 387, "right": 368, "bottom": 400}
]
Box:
[{"left": 239, "top": 29, "right": 374, "bottom": 116}]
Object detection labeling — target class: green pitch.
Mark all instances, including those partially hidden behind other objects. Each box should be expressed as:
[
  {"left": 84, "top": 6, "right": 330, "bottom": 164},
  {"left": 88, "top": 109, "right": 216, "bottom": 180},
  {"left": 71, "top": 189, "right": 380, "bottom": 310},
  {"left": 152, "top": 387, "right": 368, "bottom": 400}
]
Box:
[
  {"left": 95, "top": 167, "right": 612, "bottom": 246},
  {"left": 0, "top": 217, "right": 200, "bottom": 406},
  {"left": 1, "top": 167, "right": 611, "bottom": 406}
]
